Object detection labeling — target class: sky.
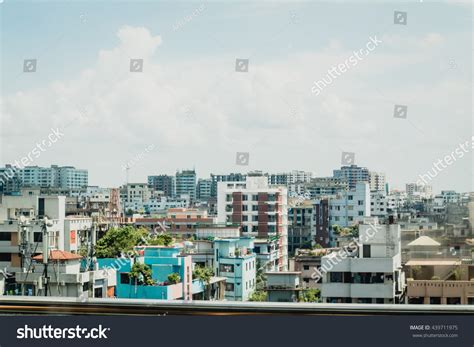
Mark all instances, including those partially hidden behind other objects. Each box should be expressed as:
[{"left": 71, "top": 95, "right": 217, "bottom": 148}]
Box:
[{"left": 0, "top": 0, "right": 472, "bottom": 193}]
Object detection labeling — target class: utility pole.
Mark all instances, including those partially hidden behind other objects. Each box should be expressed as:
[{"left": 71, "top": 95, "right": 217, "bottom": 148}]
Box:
[{"left": 41, "top": 217, "right": 52, "bottom": 297}]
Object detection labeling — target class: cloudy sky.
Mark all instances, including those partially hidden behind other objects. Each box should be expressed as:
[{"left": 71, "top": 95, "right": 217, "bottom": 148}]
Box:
[{"left": 1, "top": 0, "right": 472, "bottom": 193}]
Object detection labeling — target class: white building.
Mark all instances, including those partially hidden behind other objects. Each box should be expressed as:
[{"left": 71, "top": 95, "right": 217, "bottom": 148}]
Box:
[
  {"left": 329, "top": 182, "right": 371, "bottom": 228},
  {"left": 16, "top": 165, "right": 88, "bottom": 189},
  {"left": 320, "top": 217, "right": 405, "bottom": 304},
  {"left": 369, "top": 171, "right": 386, "bottom": 192},
  {"left": 144, "top": 197, "right": 188, "bottom": 214},
  {"left": 120, "top": 183, "right": 151, "bottom": 213},
  {"left": 217, "top": 175, "right": 288, "bottom": 271},
  {"left": 406, "top": 183, "right": 432, "bottom": 200}
]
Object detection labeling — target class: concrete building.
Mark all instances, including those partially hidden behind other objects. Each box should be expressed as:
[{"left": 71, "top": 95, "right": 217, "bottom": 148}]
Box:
[
  {"left": 333, "top": 165, "right": 369, "bottom": 190},
  {"left": 197, "top": 178, "right": 212, "bottom": 200},
  {"left": 214, "top": 238, "right": 256, "bottom": 301},
  {"left": 4, "top": 165, "right": 89, "bottom": 190},
  {"left": 328, "top": 182, "right": 371, "bottom": 230},
  {"left": 294, "top": 248, "right": 330, "bottom": 289},
  {"left": 147, "top": 175, "right": 175, "bottom": 198},
  {"left": 217, "top": 175, "right": 288, "bottom": 270},
  {"left": 304, "top": 177, "right": 348, "bottom": 198},
  {"left": 15, "top": 250, "right": 115, "bottom": 298},
  {"left": 312, "top": 198, "right": 330, "bottom": 247},
  {"left": 320, "top": 217, "right": 405, "bottom": 304},
  {"left": 369, "top": 171, "right": 386, "bottom": 192},
  {"left": 406, "top": 183, "right": 433, "bottom": 200},
  {"left": 253, "top": 238, "right": 279, "bottom": 272},
  {"left": 144, "top": 197, "right": 187, "bottom": 214},
  {"left": 288, "top": 200, "right": 313, "bottom": 254},
  {"left": 210, "top": 173, "right": 246, "bottom": 198},
  {"left": 120, "top": 183, "right": 151, "bottom": 213},
  {"left": 175, "top": 170, "right": 197, "bottom": 201},
  {"left": 265, "top": 271, "right": 302, "bottom": 302}
]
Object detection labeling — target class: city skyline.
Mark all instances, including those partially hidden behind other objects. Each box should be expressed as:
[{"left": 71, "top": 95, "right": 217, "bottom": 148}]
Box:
[{"left": 1, "top": 2, "right": 472, "bottom": 193}]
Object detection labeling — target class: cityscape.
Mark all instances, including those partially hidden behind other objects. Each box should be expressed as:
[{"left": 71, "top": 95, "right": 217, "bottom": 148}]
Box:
[
  {"left": 0, "top": 162, "right": 472, "bottom": 305},
  {"left": 0, "top": 1, "right": 473, "bottom": 345}
]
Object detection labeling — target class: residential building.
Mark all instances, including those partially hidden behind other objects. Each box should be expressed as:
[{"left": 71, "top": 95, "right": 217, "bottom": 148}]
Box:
[
  {"left": 304, "top": 177, "right": 348, "bottom": 198},
  {"left": 9, "top": 165, "right": 88, "bottom": 189},
  {"left": 333, "top": 165, "right": 369, "bottom": 189},
  {"left": 210, "top": 173, "right": 246, "bottom": 198},
  {"left": 15, "top": 250, "right": 115, "bottom": 298},
  {"left": 294, "top": 248, "right": 331, "bottom": 289},
  {"left": 175, "top": 170, "right": 197, "bottom": 201},
  {"left": 328, "top": 182, "right": 371, "bottom": 231},
  {"left": 197, "top": 178, "right": 212, "bottom": 200},
  {"left": 253, "top": 238, "right": 279, "bottom": 272},
  {"left": 120, "top": 183, "right": 151, "bottom": 213},
  {"left": 313, "top": 198, "right": 330, "bottom": 247},
  {"left": 369, "top": 171, "right": 386, "bottom": 192},
  {"left": 406, "top": 183, "right": 433, "bottom": 200},
  {"left": 144, "top": 197, "right": 187, "bottom": 214},
  {"left": 267, "top": 171, "right": 312, "bottom": 186},
  {"left": 265, "top": 271, "right": 302, "bottom": 302},
  {"left": 288, "top": 200, "right": 313, "bottom": 254},
  {"left": 147, "top": 175, "right": 175, "bottom": 197},
  {"left": 214, "top": 237, "right": 256, "bottom": 301},
  {"left": 217, "top": 175, "right": 288, "bottom": 270},
  {"left": 320, "top": 217, "right": 405, "bottom": 304}
]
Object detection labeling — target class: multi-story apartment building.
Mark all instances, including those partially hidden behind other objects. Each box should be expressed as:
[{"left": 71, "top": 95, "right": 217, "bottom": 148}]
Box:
[
  {"left": 0, "top": 165, "right": 88, "bottom": 191},
  {"left": 328, "top": 182, "right": 371, "bottom": 229},
  {"left": 369, "top": 171, "right": 386, "bottom": 192},
  {"left": 267, "top": 171, "right": 313, "bottom": 186},
  {"left": 147, "top": 175, "right": 175, "bottom": 197},
  {"left": 0, "top": 165, "right": 22, "bottom": 194},
  {"left": 210, "top": 173, "right": 246, "bottom": 198},
  {"left": 406, "top": 183, "right": 433, "bottom": 200},
  {"left": 175, "top": 170, "right": 197, "bottom": 201},
  {"left": 313, "top": 198, "right": 330, "bottom": 247},
  {"left": 288, "top": 200, "right": 313, "bottom": 254},
  {"left": 333, "top": 165, "right": 369, "bottom": 190},
  {"left": 197, "top": 178, "right": 212, "bottom": 200},
  {"left": 320, "top": 217, "right": 405, "bottom": 304},
  {"left": 217, "top": 175, "right": 288, "bottom": 270},
  {"left": 143, "top": 197, "right": 188, "bottom": 214},
  {"left": 120, "top": 183, "right": 151, "bottom": 213},
  {"left": 304, "top": 177, "right": 348, "bottom": 198},
  {"left": 214, "top": 237, "right": 256, "bottom": 301}
]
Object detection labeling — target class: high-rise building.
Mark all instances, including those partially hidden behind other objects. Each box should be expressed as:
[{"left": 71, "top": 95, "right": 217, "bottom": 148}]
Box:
[
  {"left": 217, "top": 175, "right": 288, "bottom": 270},
  {"left": 313, "top": 198, "right": 330, "bottom": 247},
  {"left": 369, "top": 171, "right": 386, "bottom": 192},
  {"left": 197, "top": 178, "right": 212, "bottom": 200},
  {"left": 304, "top": 177, "right": 348, "bottom": 198},
  {"left": 210, "top": 173, "right": 246, "bottom": 198},
  {"left": 175, "top": 169, "right": 197, "bottom": 201},
  {"left": 333, "top": 165, "right": 369, "bottom": 189},
  {"left": 288, "top": 200, "right": 313, "bottom": 254},
  {"left": 0, "top": 165, "right": 88, "bottom": 190},
  {"left": 147, "top": 175, "right": 175, "bottom": 197},
  {"left": 406, "top": 183, "right": 432, "bottom": 200},
  {"left": 328, "top": 182, "right": 371, "bottom": 228}
]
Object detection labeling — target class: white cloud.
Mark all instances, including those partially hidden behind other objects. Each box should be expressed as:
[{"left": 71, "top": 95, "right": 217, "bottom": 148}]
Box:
[{"left": 1, "top": 26, "right": 471, "bottom": 192}]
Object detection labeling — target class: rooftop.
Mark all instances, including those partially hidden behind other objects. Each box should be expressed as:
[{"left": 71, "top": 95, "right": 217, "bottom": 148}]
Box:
[
  {"left": 407, "top": 236, "right": 441, "bottom": 247},
  {"left": 33, "top": 250, "right": 82, "bottom": 261}
]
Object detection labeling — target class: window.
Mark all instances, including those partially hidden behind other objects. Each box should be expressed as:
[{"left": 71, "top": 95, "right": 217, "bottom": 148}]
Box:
[
  {"left": 220, "top": 264, "right": 234, "bottom": 273},
  {"left": 358, "top": 200, "right": 363, "bottom": 205},
  {"left": 252, "top": 205, "right": 258, "bottom": 211},
  {"left": 225, "top": 283, "right": 234, "bottom": 291},
  {"left": 34, "top": 233, "right": 43, "bottom": 242},
  {"left": 348, "top": 195, "right": 353, "bottom": 200},
  {"left": 0, "top": 253, "right": 12, "bottom": 261},
  {"left": 0, "top": 232, "right": 11, "bottom": 241},
  {"left": 254, "top": 246, "right": 260, "bottom": 254},
  {"left": 358, "top": 211, "right": 364, "bottom": 216},
  {"left": 363, "top": 245, "right": 371, "bottom": 258},
  {"left": 242, "top": 215, "right": 248, "bottom": 221},
  {"left": 252, "top": 195, "right": 258, "bottom": 201},
  {"left": 303, "top": 265, "right": 310, "bottom": 270},
  {"left": 120, "top": 273, "right": 130, "bottom": 284},
  {"left": 329, "top": 272, "right": 343, "bottom": 283}
]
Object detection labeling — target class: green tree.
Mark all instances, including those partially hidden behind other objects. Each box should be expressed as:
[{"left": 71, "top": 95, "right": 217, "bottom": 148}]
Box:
[
  {"left": 148, "top": 234, "right": 174, "bottom": 246},
  {"left": 129, "top": 262, "right": 154, "bottom": 286},
  {"left": 167, "top": 272, "right": 181, "bottom": 284},
  {"left": 255, "top": 260, "right": 267, "bottom": 290},
  {"left": 95, "top": 226, "right": 148, "bottom": 258},
  {"left": 193, "top": 266, "right": 214, "bottom": 299},
  {"left": 299, "top": 288, "right": 320, "bottom": 303},
  {"left": 249, "top": 290, "right": 267, "bottom": 302}
]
